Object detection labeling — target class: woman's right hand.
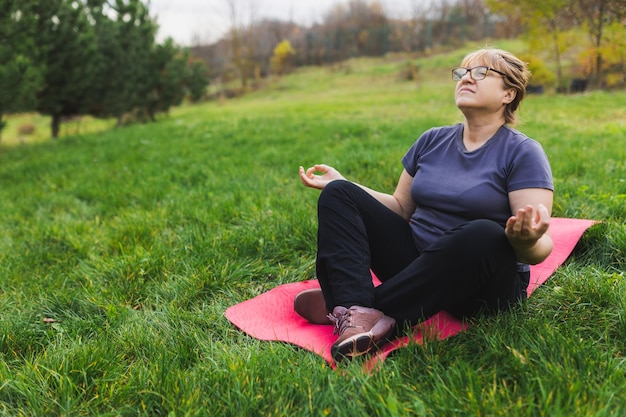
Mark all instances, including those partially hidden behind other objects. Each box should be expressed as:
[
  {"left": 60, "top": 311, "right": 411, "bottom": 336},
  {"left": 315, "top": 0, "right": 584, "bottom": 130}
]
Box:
[{"left": 299, "top": 164, "right": 345, "bottom": 190}]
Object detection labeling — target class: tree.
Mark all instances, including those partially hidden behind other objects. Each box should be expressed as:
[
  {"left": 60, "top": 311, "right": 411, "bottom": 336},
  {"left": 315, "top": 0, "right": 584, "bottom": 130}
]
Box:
[
  {"left": 186, "top": 56, "right": 209, "bottom": 102},
  {"left": 32, "top": 0, "right": 99, "bottom": 138},
  {"left": 270, "top": 40, "right": 295, "bottom": 75},
  {"left": 88, "top": 0, "right": 157, "bottom": 125},
  {"left": 0, "top": 0, "right": 41, "bottom": 140},
  {"left": 486, "top": 0, "right": 575, "bottom": 91},
  {"left": 599, "top": 21, "right": 626, "bottom": 88},
  {"left": 139, "top": 39, "right": 189, "bottom": 121},
  {"left": 574, "top": 0, "right": 626, "bottom": 88},
  {"left": 390, "top": 0, "right": 429, "bottom": 54},
  {"left": 224, "top": 0, "right": 259, "bottom": 89},
  {"left": 89, "top": 1, "right": 197, "bottom": 124},
  {"left": 319, "top": 0, "right": 391, "bottom": 62}
]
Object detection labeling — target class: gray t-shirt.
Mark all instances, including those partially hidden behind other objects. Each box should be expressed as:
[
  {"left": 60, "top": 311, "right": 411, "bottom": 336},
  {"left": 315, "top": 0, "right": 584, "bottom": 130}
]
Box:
[{"left": 402, "top": 123, "right": 553, "bottom": 253}]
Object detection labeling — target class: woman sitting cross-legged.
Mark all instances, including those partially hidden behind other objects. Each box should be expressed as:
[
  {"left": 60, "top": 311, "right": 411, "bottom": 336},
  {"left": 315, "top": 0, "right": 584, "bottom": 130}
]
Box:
[{"left": 295, "top": 48, "right": 554, "bottom": 362}]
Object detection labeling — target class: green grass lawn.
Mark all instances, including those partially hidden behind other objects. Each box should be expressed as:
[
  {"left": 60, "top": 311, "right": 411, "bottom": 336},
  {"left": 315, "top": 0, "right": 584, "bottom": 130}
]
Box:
[{"left": 1, "top": 42, "right": 625, "bottom": 416}]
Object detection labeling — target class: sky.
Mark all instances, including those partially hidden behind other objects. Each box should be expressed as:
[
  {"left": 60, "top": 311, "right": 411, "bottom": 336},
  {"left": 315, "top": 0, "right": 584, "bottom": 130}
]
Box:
[{"left": 148, "top": 0, "right": 411, "bottom": 46}]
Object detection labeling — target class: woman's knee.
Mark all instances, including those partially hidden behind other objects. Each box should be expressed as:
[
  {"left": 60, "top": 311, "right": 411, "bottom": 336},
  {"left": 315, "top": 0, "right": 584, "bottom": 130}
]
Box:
[
  {"left": 463, "top": 219, "right": 505, "bottom": 238},
  {"left": 447, "top": 219, "right": 510, "bottom": 255},
  {"left": 318, "top": 180, "right": 357, "bottom": 206},
  {"left": 472, "top": 220, "right": 517, "bottom": 263}
]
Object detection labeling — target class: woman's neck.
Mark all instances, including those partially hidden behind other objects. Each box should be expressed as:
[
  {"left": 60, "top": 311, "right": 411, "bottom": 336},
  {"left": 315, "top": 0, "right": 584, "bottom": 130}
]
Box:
[{"left": 462, "top": 117, "right": 505, "bottom": 151}]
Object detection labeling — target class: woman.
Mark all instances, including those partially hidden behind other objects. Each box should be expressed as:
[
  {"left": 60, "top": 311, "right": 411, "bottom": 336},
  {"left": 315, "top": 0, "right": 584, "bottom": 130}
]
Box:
[{"left": 295, "top": 48, "right": 554, "bottom": 362}]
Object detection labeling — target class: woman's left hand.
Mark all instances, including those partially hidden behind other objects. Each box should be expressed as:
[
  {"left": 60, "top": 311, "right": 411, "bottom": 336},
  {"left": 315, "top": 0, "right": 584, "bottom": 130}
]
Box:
[{"left": 505, "top": 203, "right": 550, "bottom": 251}]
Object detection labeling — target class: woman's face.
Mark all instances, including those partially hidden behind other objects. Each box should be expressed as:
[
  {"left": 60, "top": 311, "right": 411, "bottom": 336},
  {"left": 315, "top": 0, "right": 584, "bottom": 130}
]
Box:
[{"left": 454, "top": 60, "right": 514, "bottom": 117}]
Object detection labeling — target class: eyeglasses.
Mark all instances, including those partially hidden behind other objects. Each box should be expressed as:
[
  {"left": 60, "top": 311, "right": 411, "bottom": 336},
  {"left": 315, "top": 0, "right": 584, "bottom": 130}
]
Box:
[{"left": 452, "top": 66, "right": 508, "bottom": 81}]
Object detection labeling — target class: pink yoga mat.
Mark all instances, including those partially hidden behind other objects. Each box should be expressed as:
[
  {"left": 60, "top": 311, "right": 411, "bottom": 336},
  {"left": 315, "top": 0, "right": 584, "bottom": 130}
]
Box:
[{"left": 225, "top": 218, "right": 595, "bottom": 366}]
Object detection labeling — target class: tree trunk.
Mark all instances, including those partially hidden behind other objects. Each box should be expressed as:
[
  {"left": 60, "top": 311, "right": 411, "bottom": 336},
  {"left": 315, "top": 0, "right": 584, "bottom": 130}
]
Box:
[
  {"left": 51, "top": 114, "right": 61, "bottom": 139},
  {"left": 594, "top": 15, "right": 604, "bottom": 89},
  {"left": 0, "top": 114, "right": 5, "bottom": 143},
  {"left": 552, "top": 26, "right": 563, "bottom": 92}
]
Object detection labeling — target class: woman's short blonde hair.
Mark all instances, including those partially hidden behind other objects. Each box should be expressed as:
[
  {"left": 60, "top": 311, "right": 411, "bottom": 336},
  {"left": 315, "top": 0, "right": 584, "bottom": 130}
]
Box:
[{"left": 461, "top": 48, "right": 531, "bottom": 125}]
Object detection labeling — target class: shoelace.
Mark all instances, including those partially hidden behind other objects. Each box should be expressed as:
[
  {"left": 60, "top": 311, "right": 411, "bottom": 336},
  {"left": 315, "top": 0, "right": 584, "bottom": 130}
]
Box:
[{"left": 327, "top": 310, "right": 354, "bottom": 335}]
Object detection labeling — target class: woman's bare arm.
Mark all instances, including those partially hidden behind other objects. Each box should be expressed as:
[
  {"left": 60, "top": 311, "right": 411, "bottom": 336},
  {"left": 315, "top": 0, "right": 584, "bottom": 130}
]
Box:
[{"left": 299, "top": 165, "right": 416, "bottom": 221}]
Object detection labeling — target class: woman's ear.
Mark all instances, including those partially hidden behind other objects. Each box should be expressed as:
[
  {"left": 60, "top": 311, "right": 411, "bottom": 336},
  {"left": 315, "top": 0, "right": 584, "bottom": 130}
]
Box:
[{"left": 503, "top": 88, "right": 516, "bottom": 104}]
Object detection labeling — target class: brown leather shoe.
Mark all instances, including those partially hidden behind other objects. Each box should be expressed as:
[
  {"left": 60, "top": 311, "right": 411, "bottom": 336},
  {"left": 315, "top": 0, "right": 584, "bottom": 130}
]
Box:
[
  {"left": 294, "top": 288, "right": 332, "bottom": 325},
  {"left": 328, "top": 306, "right": 396, "bottom": 361}
]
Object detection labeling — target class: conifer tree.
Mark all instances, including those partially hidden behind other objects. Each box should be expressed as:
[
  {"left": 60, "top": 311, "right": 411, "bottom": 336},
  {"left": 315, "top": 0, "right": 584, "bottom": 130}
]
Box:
[{"left": 0, "top": 0, "right": 40, "bottom": 140}]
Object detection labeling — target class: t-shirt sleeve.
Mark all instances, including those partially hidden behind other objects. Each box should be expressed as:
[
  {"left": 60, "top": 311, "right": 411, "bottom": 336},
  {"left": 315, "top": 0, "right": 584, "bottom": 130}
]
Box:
[
  {"left": 402, "top": 128, "right": 436, "bottom": 176},
  {"left": 507, "top": 139, "right": 554, "bottom": 192}
]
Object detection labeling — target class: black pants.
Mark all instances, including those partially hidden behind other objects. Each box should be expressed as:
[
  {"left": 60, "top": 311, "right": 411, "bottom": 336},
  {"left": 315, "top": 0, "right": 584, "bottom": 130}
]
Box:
[{"left": 315, "top": 180, "right": 528, "bottom": 326}]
